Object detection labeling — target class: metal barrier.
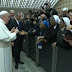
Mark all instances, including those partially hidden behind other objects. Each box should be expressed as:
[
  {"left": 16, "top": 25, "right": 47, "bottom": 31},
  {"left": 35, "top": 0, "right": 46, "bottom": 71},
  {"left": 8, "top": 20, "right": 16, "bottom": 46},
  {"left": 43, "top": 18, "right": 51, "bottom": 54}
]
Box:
[
  {"left": 23, "top": 36, "right": 58, "bottom": 72},
  {"left": 36, "top": 43, "right": 40, "bottom": 66},
  {"left": 37, "top": 43, "right": 52, "bottom": 71},
  {"left": 23, "top": 35, "right": 29, "bottom": 56},
  {"left": 56, "top": 47, "right": 72, "bottom": 72},
  {"left": 22, "top": 39, "right": 26, "bottom": 52},
  {"left": 23, "top": 35, "right": 72, "bottom": 72},
  {"left": 28, "top": 35, "right": 36, "bottom": 60},
  {"left": 23, "top": 35, "right": 36, "bottom": 60}
]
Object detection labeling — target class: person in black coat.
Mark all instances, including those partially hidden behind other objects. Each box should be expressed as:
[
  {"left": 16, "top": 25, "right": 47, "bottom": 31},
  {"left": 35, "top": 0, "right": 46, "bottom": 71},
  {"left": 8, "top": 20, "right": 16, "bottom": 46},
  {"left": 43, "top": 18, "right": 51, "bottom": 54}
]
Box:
[
  {"left": 6, "top": 10, "right": 15, "bottom": 30},
  {"left": 7, "top": 12, "right": 25, "bottom": 69},
  {"left": 23, "top": 13, "right": 35, "bottom": 32},
  {"left": 44, "top": 2, "right": 53, "bottom": 19},
  {"left": 49, "top": 16, "right": 60, "bottom": 43},
  {"left": 14, "top": 13, "right": 26, "bottom": 69},
  {"left": 64, "top": 25, "right": 72, "bottom": 46},
  {"left": 37, "top": 20, "right": 50, "bottom": 44}
]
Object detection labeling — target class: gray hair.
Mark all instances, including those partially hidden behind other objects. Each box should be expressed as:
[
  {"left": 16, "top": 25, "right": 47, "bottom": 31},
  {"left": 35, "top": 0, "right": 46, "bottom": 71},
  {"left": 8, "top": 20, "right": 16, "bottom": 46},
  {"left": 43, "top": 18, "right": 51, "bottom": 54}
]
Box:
[{"left": 10, "top": 10, "right": 15, "bottom": 13}]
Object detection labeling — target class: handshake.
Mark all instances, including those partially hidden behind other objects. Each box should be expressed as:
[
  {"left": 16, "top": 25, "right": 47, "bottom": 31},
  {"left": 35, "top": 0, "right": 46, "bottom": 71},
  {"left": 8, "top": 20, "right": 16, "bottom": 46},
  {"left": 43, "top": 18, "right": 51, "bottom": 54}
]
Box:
[
  {"left": 11, "top": 27, "right": 28, "bottom": 35},
  {"left": 19, "top": 30, "right": 28, "bottom": 35},
  {"left": 36, "top": 36, "right": 44, "bottom": 44}
]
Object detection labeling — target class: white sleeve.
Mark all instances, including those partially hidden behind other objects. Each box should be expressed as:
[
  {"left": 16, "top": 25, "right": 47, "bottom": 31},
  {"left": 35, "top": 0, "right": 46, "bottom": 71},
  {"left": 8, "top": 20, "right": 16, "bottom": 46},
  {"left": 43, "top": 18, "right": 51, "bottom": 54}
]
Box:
[
  {"left": 3, "top": 32, "right": 16, "bottom": 42},
  {"left": 0, "top": 23, "right": 17, "bottom": 42}
]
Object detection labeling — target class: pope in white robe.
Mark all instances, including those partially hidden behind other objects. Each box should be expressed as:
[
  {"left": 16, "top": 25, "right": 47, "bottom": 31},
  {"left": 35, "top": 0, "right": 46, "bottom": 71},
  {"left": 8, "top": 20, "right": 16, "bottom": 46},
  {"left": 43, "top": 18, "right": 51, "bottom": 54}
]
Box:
[{"left": 0, "top": 11, "right": 19, "bottom": 72}]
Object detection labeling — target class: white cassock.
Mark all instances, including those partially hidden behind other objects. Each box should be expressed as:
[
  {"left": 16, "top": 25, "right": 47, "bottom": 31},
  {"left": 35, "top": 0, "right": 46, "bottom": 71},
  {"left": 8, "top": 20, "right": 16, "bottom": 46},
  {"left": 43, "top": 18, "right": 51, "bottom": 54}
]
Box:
[{"left": 0, "top": 18, "right": 16, "bottom": 72}]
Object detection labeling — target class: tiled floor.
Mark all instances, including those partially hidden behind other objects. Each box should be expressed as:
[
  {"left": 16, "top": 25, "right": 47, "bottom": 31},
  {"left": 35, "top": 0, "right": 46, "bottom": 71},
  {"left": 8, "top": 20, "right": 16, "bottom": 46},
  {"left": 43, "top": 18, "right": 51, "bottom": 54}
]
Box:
[{"left": 13, "top": 51, "right": 47, "bottom": 72}]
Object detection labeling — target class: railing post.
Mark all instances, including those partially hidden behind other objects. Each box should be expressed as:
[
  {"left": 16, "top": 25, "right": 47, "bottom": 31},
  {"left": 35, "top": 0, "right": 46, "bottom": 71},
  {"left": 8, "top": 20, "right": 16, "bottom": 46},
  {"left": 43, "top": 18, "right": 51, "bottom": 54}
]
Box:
[
  {"left": 51, "top": 46, "right": 58, "bottom": 72},
  {"left": 36, "top": 37, "right": 40, "bottom": 66},
  {"left": 26, "top": 35, "right": 29, "bottom": 56}
]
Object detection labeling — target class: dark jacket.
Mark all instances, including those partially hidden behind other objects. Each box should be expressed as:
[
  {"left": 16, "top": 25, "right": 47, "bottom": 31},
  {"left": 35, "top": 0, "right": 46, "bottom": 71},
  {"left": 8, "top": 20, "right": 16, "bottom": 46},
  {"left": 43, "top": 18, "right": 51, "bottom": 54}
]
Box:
[
  {"left": 56, "top": 28, "right": 72, "bottom": 50},
  {"left": 37, "top": 27, "right": 52, "bottom": 42},
  {"left": 23, "top": 20, "right": 35, "bottom": 32},
  {"left": 45, "top": 8, "right": 53, "bottom": 18},
  {"left": 49, "top": 24, "right": 60, "bottom": 43}
]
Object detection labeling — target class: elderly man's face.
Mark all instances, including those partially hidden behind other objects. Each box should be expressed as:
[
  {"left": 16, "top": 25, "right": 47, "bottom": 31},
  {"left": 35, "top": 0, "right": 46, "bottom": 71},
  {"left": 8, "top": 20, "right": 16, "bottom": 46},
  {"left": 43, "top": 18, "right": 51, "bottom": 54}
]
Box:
[
  {"left": 16, "top": 14, "right": 22, "bottom": 21},
  {"left": 4, "top": 13, "right": 10, "bottom": 24},
  {"left": 10, "top": 12, "right": 15, "bottom": 17}
]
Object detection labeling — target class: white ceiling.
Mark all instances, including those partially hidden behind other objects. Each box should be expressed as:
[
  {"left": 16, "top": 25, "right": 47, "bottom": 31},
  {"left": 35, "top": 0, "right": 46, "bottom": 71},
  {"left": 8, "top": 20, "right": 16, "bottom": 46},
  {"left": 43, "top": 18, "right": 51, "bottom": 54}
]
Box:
[{"left": 0, "top": 0, "right": 59, "bottom": 9}]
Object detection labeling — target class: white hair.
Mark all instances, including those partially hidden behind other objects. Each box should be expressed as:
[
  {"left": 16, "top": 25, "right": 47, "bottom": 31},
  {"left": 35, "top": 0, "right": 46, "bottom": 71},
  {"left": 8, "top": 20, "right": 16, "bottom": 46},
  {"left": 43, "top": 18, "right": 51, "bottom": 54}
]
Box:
[{"left": 0, "top": 10, "right": 9, "bottom": 18}]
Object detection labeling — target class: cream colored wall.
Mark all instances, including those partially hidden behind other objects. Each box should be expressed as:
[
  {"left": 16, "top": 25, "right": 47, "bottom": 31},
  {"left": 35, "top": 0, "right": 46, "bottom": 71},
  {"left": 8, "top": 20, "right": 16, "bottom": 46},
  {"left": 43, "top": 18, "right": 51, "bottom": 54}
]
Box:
[{"left": 54, "top": 0, "right": 72, "bottom": 11}]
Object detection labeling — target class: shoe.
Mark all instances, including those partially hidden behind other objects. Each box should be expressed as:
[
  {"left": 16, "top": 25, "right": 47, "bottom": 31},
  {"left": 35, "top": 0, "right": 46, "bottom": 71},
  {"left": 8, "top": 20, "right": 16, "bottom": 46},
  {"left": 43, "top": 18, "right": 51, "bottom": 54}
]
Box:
[
  {"left": 15, "top": 64, "right": 18, "bottom": 69},
  {"left": 19, "top": 60, "right": 24, "bottom": 64}
]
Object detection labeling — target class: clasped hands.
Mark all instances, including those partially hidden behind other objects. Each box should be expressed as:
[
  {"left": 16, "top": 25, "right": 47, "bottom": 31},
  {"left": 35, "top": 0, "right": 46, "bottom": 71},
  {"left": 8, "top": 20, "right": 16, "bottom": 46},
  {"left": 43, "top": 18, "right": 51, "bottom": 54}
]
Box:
[{"left": 36, "top": 36, "right": 44, "bottom": 44}]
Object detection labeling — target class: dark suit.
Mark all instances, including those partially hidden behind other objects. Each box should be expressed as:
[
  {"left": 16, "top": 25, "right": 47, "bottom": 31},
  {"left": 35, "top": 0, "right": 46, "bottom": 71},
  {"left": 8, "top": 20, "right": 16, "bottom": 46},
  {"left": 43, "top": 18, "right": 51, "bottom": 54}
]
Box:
[
  {"left": 7, "top": 18, "right": 18, "bottom": 58},
  {"left": 23, "top": 19, "right": 35, "bottom": 32},
  {"left": 7, "top": 18, "right": 24, "bottom": 64}
]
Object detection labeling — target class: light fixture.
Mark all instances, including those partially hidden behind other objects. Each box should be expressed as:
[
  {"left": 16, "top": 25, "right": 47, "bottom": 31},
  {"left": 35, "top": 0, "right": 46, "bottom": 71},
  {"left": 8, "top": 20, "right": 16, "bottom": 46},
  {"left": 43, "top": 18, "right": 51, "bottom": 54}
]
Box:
[{"left": 0, "top": 0, "right": 59, "bottom": 8}]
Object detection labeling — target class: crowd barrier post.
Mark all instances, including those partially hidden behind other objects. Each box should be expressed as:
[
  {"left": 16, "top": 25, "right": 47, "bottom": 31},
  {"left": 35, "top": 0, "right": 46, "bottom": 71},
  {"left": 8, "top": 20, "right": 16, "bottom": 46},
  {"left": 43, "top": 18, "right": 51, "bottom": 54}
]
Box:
[
  {"left": 25, "top": 35, "right": 29, "bottom": 56},
  {"left": 36, "top": 37, "right": 40, "bottom": 66},
  {"left": 51, "top": 46, "right": 58, "bottom": 72}
]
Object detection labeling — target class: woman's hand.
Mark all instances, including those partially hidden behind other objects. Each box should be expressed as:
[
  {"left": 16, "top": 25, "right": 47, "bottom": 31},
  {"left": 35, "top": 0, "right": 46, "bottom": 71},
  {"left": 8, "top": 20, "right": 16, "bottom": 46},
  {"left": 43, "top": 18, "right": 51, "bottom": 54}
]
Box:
[{"left": 66, "top": 25, "right": 72, "bottom": 30}]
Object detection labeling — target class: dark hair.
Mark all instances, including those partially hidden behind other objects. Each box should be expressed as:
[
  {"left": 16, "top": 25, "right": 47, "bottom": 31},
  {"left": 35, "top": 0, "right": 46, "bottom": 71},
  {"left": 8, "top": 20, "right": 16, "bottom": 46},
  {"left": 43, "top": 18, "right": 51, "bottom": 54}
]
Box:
[
  {"left": 41, "top": 6, "right": 44, "bottom": 10},
  {"left": 44, "top": 2, "right": 51, "bottom": 6},
  {"left": 44, "top": 3, "right": 48, "bottom": 5},
  {"left": 51, "top": 9, "right": 58, "bottom": 15}
]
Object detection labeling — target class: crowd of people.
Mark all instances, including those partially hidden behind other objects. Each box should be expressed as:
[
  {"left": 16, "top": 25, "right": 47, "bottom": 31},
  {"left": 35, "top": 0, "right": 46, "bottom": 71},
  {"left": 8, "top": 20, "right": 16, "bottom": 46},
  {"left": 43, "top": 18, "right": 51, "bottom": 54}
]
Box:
[{"left": 0, "top": 2, "right": 72, "bottom": 72}]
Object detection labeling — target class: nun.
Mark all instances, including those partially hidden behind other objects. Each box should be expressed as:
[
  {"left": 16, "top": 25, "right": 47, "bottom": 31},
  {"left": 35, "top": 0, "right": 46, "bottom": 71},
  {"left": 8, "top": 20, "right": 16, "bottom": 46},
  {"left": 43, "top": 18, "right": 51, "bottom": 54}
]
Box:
[
  {"left": 37, "top": 20, "right": 52, "bottom": 71},
  {"left": 52, "top": 17, "right": 72, "bottom": 72},
  {"left": 64, "top": 25, "right": 72, "bottom": 46},
  {"left": 37, "top": 20, "right": 49, "bottom": 43},
  {"left": 49, "top": 15, "right": 60, "bottom": 43},
  {"left": 52, "top": 17, "right": 72, "bottom": 49},
  {"left": 0, "top": 11, "right": 19, "bottom": 72}
]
